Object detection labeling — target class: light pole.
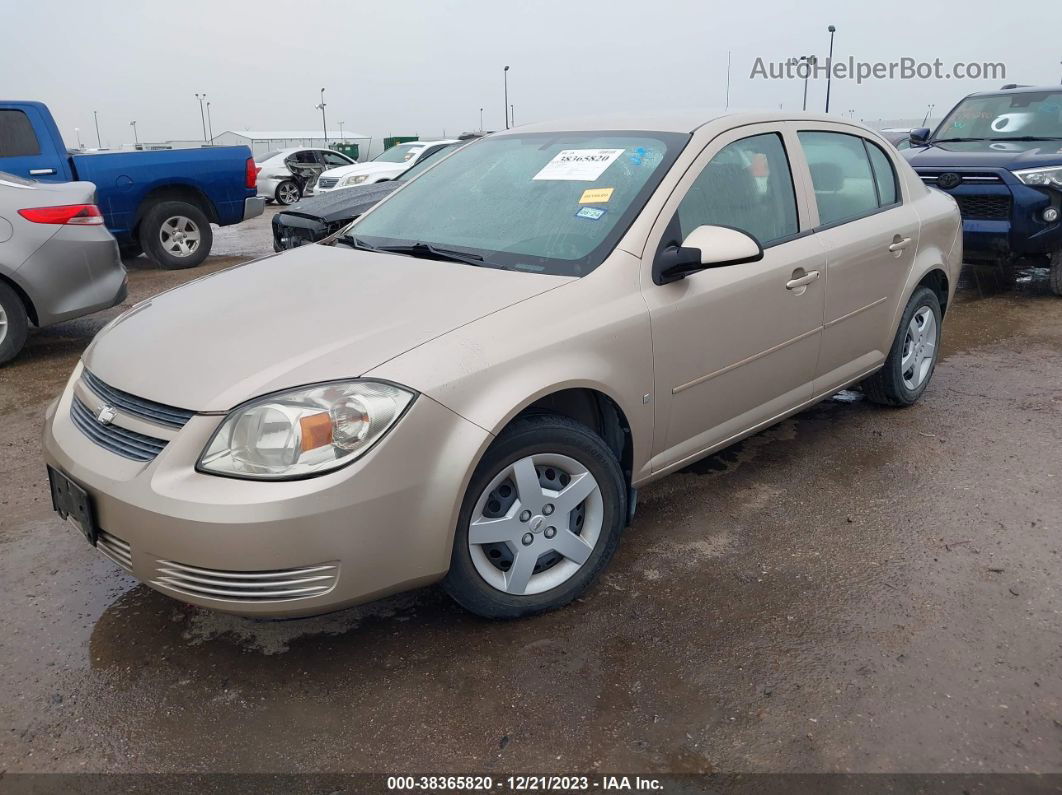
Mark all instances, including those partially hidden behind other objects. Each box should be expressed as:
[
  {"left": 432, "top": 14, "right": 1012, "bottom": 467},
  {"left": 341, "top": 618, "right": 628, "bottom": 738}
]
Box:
[
  {"left": 93, "top": 110, "right": 101, "bottom": 148},
  {"left": 206, "top": 101, "right": 214, "bottom": 142},
  {"left": 503, "top": 66, "right": 510, "bottom": 129},
  {"left": 921, "top": 103, "right": 935, "bottom": 127},
  {"left": 825, "top": 25, "right": 836, "bottom": 113},
  {"left": 339, "top": 121, "right": 345, "bottom": 139},
  {"left": 510, "top": 104, "right": 515, "bottom": 126},
  {"left": 316, "top": 88, "right": 328, "bottom": 146},
  {"left": 479, "top": 107, "right": 484, "bottom": 131},
  {"left": 74, "top": 128, "right": 83, "bottom": 149},
  {"left": 725, "top": 50, "right": 731, "bottom": 110},
  {"left": 194, "top": 93, "right": 207, "bottom": 141},
  {"left": 130, "top": 120, "right": 138, "bottom": 146},
  {"left": 797, "top": 55, "right": 817, "bottom": 111}
]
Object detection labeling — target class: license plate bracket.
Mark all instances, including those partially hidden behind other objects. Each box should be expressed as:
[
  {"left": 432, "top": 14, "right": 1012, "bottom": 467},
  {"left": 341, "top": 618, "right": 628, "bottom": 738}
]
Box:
[{"left": 47, "top": 466, "right": 98, "bottom": 546}]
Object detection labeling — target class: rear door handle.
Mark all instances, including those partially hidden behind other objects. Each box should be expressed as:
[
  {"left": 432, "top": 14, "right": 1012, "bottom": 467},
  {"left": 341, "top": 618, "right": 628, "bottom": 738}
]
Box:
[
  {"left": 786, "top": 270, "right": 821, "bottom": 290},
  {"left": 29, "top": 168, "right": 56, "bottom": 176},
  {"left": 888, "top": 237, "right": 912, "bottom": 252}
]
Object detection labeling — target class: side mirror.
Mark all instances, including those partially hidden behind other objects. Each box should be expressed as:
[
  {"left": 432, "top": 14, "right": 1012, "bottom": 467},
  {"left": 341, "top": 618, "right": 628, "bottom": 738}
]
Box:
[
  {"left": 909, "top": 127, "right": 931, "bottom": 146},
  {"left": 652, "top": 225, "right": 763, "bottom": 285}
]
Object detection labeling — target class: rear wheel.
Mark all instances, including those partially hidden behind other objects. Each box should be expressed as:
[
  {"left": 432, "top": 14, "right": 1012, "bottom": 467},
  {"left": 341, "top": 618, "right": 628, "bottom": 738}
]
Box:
[
  {"left": 863, "top": 286, "right": 942, "bottom": 406},
  {"left": 275, "top": 180, "right": 300, "bottom": 206},
  {"left": 0, "top": 281, "right": 29, "bottom": 365},
  {"left": 443, "top": 414, "right": 626, "bottom": 619},
  {"left": 1049, "top": 249, "right": 1062, "bottom": 297},
  {"left": 139, "top": 200, "right": 212, "bottom": 270}
]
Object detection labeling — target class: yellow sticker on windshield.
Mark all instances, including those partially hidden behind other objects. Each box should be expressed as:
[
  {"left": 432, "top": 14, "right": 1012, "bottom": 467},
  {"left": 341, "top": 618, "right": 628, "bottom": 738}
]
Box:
[{"left": 579, "top": 188, "right": 614, "bottom": 204}]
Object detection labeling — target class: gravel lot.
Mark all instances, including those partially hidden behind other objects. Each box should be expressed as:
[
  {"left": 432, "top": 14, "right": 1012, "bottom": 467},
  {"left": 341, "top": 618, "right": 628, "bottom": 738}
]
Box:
[{"left": 1, "top": 217, "right": 1060, "bottom": 774}]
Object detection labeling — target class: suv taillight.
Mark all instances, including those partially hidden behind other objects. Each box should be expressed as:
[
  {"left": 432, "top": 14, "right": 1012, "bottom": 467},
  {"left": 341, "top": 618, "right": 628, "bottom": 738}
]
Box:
[
  {"left": 245, "top": 157, "right": 257, "bottom": 190},
  {"left": 18, "top": 204, "right": 104, "bottom": 225}
]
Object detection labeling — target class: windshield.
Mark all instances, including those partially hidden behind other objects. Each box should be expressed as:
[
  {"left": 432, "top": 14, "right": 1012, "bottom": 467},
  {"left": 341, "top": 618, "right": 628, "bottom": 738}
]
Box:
[
  {"left": 934, "top": 91, "right": 1062, "bottom": 141},
  {"left": 373, "top": 143, "right": 424, "bottom": 163},
  {"left": 351, "top": 131, "right": 687, "bottom": 276},
  {"left": 395, "top": 144, "right": 459, "bottom": 182}
]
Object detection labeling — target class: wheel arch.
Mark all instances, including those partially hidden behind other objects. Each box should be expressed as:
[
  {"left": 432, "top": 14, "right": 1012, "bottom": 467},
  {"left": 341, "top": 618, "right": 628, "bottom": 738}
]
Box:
[
  {"left": 134, "top": 182, "right": 219, "bottom": 233},
  {"left": 0, "top": 271, "right": 38, "bottom": 326}
]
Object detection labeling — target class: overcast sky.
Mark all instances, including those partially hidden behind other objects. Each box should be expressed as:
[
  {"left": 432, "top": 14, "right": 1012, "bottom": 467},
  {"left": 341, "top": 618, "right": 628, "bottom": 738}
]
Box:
[{"left": 2, "top": 0, "right": 1059, "bottom": 148}]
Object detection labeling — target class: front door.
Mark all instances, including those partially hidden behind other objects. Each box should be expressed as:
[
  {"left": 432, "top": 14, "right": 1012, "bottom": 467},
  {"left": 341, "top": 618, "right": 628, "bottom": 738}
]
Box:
[{"left": 642, "top": 126, "right": 825, "bottom": 474}]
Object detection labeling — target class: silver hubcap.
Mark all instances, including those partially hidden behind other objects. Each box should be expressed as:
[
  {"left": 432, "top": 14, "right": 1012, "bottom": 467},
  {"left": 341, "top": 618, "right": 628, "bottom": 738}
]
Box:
[
  {"left": 901, "top": 306, "right": 937, "bottom": 390},
  {"left": 159, "top": 216, "right": 201, "bottom": 258},
  {"left": 0, "top": 304, "right": 7, "bottom": 347},
  {"left": 278, "top": 183, "right": 299, "bottom": 203},
  {"left": 468, "top": 453, "right": 603, "bottom": 596}
]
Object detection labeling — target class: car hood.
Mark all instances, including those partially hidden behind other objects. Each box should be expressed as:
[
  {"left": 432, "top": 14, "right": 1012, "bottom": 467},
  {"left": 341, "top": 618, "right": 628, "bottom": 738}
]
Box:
[
  {"left": 281, "top": 182, "right": 399, "bottom": 223},
  {"left": 84, "top": 245, "right": 571, "bottom": 412},
  {"left": 903, "top": 139, "right": 1062, "bottom": 170},
  {"left": 321, "top": 162, "right": 406, "bottom": 179}
]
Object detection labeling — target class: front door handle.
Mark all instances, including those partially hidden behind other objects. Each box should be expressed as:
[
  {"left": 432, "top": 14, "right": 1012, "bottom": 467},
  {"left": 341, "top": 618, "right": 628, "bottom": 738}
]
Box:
[
  {"left": 29, "top": 168, "right": 56, "bottom": 176},
  {"left": 888, "top": 236, "right": 912, "bottom": 252},
  {"left": 786, "top": 269, "right": 821, "bottom": 290}
]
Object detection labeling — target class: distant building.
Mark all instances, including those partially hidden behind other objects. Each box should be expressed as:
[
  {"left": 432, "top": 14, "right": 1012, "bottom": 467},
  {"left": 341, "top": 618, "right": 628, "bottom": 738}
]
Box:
[{"left": 211, "top": 130, "right": 369, "bottom": 157}]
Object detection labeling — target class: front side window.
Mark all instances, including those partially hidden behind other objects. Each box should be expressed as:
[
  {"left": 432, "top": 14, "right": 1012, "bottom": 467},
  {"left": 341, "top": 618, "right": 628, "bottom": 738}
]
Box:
[
  {"left": 675, "top": 132, "right": 799, "bottom": 246},
  {"left": 0, "top": 110, "right": 41, "bottom": 158},
  {"left": 798, "top": 131, "right": 882, "bottom": 226},
  {"left": 352, "top": 131, "right": 688, "bottom": 276},
  {"left": 321, "top": 151, "right": 351, "bottom": 166}
]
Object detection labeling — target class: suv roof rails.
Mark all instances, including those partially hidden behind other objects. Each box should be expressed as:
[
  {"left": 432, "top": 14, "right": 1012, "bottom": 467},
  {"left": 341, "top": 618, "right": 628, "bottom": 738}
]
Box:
[{"left": 1000, "top": 83, "right": 1032, "bottom": 90}]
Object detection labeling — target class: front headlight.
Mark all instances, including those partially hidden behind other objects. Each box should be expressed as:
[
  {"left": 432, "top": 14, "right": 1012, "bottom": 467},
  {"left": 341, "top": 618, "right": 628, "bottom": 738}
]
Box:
[
  {"left": 1013, "top": 166, "right": 1062, "bottom": 189},
  {"left": 198, "top": 381, "right": 415, "bottom": 479},
  {"left": 341, "top": 174, "right": 371, "bottom": 186}
]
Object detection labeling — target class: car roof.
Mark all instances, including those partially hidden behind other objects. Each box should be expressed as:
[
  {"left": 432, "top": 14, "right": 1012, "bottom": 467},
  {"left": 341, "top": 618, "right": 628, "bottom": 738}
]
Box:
[
  {"left": 966, "top": 85, "right": 1062, "bottom": 97},
  {"left": 496, "top": 110, "right": 852, "bottom": 135}
]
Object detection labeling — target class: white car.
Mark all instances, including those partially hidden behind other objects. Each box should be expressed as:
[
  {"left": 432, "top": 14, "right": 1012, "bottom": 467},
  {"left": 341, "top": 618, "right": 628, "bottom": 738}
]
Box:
[
  {"left": 315, "top": 140, "right": 458, "bottom": 192},
  {"left": 256, "top": 148, "right": 357, "bottom": 205}
]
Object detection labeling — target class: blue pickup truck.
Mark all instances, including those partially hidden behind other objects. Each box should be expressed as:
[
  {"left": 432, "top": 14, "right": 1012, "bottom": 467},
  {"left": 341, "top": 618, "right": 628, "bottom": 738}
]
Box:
[
  {"left": 903, "top": 85, "right": 1062, "bottom": 295},
  {"left": 0, "top": 101, "right": 264, "bottom": 269}
]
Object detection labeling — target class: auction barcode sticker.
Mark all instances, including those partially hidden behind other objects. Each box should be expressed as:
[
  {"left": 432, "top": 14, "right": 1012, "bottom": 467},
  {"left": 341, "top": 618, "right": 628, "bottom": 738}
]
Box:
[{"left": 533, "top": 149, "right": 625, "bottom": 181}]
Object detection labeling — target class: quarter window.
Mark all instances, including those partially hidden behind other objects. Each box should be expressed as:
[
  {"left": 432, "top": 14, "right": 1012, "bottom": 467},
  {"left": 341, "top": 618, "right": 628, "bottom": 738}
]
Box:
[
  {"left": 798, "top": 131, "right": 899, "bottom": 226},
  {"left": 675, "top": 133, "right": 799, "bottom": 247},
  {"left": 0, "top": 110, "right": 41, "bottom": 158}
]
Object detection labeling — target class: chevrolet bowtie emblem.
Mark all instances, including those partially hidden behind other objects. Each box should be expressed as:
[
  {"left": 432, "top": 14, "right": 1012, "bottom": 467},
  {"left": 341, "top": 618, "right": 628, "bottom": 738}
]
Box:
[{"left": 96, "top": 405, "right": 117, "bottom": 426}]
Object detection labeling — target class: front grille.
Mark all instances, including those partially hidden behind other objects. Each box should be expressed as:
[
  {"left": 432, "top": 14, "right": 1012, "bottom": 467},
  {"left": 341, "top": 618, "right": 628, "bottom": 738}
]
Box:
[
  {"left": 915, "top": 169, "right": 1003, "bottom": 185},
  {"left": 955, "top": 194, "right": 1012, "bottom": 220},
  {"left": 150, "top": 560, "right": 339, "bottom": 602},
  {"left": 97, "top": 530, "right": 132, "bottom": 571},
  {"left": 82, "top": 370, "right": 195, "bottom": 430},
  {"left": 70, "top": 396, "right": 168, "bottom": 462},
  {"left": 317, "top": 177, "right": 339, "bottom": 189}
]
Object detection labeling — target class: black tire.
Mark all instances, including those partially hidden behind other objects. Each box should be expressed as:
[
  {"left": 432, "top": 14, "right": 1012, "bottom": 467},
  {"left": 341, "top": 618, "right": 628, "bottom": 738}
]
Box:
[
  {"left": 863, "top": 286, "right": 942, "bottom": 407},
  {"left": 1049, "top": 250, "right": 1062, "bottom": 297},
  {"left": 0, "top": 281, "right": 30, "bottom": 366},
  {"left": 274, "top": 180, "right": 301, "bottom": 206},
  {"left": 443, "top": 413, "right": 627, "bottom": 619},
  {"left": 119, "top": 242, "right": 142, "bottom": 260},
  {"left": 138, "top": 200, "right": 212, "bottom": 270}
]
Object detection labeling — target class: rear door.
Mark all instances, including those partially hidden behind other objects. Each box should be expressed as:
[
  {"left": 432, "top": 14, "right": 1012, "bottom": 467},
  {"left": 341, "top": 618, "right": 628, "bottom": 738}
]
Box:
[
  {"left": 794, "top": 127, "right": 920, "bottom": 392},
  {"left": 641, "top": 125, "right": 826, "bottom": 473},
  {"left": 0, "top": 107, "right": 67, "bottom": 180}
]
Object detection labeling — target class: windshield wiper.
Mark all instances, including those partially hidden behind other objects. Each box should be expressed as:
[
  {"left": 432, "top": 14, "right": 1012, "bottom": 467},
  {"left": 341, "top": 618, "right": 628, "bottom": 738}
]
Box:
[
  {"left": 337, "top": 234, "right": 377, "bottom": 251},
  {"left": 988, "top": 136, "right": 1062, "bottom": 142},
  {"left": 931, "top": 137, "right": 988, "bottom": 143},
  {"left": 374, "top": 242, "right": 488, "bottom": 267}
]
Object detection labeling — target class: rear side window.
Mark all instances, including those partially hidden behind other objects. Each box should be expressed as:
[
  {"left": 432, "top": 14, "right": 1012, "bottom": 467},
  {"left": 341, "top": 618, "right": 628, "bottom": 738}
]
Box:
[
  {"left": 0, "top": 110, "right": 41, "bottom": 157},
  {"left": 675, "top": 132, "right": 799, "bottom": 247},
  {"left": 865, "top": 141, "right": 899, "bottom": 206},
  {"left": 798, "top": 131, "right": 898, "bottom": 226}
]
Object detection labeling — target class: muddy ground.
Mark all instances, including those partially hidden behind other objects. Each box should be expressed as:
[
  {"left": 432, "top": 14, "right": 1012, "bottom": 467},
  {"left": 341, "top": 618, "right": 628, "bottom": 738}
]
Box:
[{"left": 1, "top": 215, "right": 1060, "bottom": 774}]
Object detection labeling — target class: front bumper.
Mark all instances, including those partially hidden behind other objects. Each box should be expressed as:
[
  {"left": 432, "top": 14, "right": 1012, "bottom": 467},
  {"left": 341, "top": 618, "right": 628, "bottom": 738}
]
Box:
[{"left": 42, "top": 366, "right": 491, "bottom": 617}]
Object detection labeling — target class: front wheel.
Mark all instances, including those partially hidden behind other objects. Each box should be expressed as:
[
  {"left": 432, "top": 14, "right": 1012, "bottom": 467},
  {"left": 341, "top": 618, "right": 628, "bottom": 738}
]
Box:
[
  {"left": 1049, "top": 249, "right": 1062, "bottom": 297},
  {"left": 443, "top": 414, "right": 627, "bottom": 619},
  {"left": 138, "top": 201, "right": 212, "bottom": 270},
  {"left": 863, "top": 286, "right": 942, "bottom": 406},
  {"left": 0, "top": 281, "right": 29, "bottom": 365}
]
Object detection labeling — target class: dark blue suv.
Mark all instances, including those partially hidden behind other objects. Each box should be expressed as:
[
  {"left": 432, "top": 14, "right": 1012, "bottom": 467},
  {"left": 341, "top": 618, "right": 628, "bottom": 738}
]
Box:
[{"left": 903, "top": 85, "right": 1062, "bottom": 295}]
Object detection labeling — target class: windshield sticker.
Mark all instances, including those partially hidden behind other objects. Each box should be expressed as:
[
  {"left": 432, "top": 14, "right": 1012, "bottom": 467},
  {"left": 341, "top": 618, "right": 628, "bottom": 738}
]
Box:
[
  {"left": 575, "top": 206, "right": 607, "bottom": 221},
  {"left": 579, "top": 188, "right": 614, "bottom": 204},
  {"left": 533, "top": 149, "right": 625, "bottom": 181}
]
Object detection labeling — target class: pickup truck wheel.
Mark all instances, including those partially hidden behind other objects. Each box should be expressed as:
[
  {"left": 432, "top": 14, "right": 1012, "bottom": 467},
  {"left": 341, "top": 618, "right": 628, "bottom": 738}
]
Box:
[
  {"left": 0, "top": 282, "right": 29, "bottom": 366},
  {"left": 275, "top": 180, "right": 301, "bottom": 206},
  {"left": 863, "top": 286, "right": 942, "bottom": 407},
  {"left": 443, "top": 413, "right": 626, "bottom": 619},
  {"left": 139, "top": 201, "right": 212, "bottom": 270},
  {"left": 1049, "top": 250, "right": 1062, "bottom": 297}
]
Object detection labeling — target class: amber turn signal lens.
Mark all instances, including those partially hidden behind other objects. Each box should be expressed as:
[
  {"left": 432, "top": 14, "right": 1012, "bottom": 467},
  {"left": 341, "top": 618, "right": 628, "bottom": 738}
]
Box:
[{"left": 299, "top": 412, "right": 333, "bottom": 452}]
